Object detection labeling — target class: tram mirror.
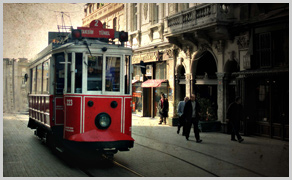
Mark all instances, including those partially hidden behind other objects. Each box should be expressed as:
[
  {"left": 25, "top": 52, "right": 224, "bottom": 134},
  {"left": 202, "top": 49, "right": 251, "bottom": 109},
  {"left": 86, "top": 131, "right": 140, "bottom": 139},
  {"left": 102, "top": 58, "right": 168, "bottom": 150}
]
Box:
[
  {"left": 119, "top": 31, "right": 128, "bottom": 42},
  {"left": 71, "top": 29, "right": 82, "bottom": 40},
  {"left": 24, "top": 73, "right": 28, "bottom": 82}
]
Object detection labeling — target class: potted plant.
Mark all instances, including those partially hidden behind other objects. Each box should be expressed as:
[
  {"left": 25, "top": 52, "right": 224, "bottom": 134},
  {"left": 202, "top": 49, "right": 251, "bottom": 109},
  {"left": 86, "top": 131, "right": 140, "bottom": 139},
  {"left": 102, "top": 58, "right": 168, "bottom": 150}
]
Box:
[{"left": 197, "top": 96, "right": 221, "bottom": 132}]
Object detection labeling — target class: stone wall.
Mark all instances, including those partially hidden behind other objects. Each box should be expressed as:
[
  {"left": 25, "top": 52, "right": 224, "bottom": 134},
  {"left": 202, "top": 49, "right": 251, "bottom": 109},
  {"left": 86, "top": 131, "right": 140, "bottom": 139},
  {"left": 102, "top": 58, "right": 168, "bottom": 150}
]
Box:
[{"left": 3, "top": 58, "right": 29, "bottom": 113}]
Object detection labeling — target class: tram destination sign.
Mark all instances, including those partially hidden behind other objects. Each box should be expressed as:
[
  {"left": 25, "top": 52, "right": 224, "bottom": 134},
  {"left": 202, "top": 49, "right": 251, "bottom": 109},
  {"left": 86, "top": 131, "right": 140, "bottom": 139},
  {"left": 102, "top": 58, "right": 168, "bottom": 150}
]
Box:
[
  {"left": 77, "top": 27, "right": 115, "bottom": 39},
  {"left": 77, "top": 19, "right": 114, "bottom": 39}
]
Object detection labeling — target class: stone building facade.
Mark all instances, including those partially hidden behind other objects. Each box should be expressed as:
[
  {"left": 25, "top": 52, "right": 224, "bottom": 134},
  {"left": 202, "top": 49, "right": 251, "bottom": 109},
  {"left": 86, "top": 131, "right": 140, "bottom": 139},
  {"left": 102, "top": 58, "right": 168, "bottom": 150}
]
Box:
[
  {"left": 124, "top": 3, "right": 200, "bottom": 120},
  {"left": 3, "top": 58, "right": 30, "bottom": 113},
  {"left": 125, "top": 3, "right": 289, "bottom": 140},
  {"left": 77, "top": 3, "right": 290, "bottom": 140},
  {"left": 82, "top": 3, "right": 126, "bottom": 33}
]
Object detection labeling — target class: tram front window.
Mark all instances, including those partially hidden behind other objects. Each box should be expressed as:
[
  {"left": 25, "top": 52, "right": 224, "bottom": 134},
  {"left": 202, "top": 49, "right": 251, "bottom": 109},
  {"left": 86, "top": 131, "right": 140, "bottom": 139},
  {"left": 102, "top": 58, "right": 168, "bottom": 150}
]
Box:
[
  {"left": 87, "top": 56, "right": 103, "bottom": 91},
  {"left": 106, "top": 57, "right": 121, "bottom": 92}
]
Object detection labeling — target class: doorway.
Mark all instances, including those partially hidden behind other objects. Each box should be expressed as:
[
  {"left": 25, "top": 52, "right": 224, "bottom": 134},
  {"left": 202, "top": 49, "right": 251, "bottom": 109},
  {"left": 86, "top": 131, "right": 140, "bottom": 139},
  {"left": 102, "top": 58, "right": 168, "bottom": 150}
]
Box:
[{"left": 192, "top": 51, "right": 218, "bottom": 121}]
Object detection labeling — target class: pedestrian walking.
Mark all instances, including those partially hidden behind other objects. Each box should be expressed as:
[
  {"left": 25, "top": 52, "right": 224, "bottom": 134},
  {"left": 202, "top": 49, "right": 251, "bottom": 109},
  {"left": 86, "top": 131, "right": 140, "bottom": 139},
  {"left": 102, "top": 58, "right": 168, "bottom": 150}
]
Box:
[
  {"left": 183, "top": 94, "right": 202, "bottom": 142},
  {"left": 158, "top": 93, "right": 169, "bottom": 125},
  {"left": 226, "top": 96, "right": 244, "bottom": 143},
  {"left": 177, "top": 96, "right": 189, "bottom": 135}
]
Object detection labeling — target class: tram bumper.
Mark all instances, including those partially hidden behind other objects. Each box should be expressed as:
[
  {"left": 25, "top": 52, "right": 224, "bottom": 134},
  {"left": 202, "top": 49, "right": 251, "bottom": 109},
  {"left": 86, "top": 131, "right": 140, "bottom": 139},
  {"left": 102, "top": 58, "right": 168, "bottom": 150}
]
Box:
[{"left": 64, "top": 129, "right": 134, "bottom": 151}]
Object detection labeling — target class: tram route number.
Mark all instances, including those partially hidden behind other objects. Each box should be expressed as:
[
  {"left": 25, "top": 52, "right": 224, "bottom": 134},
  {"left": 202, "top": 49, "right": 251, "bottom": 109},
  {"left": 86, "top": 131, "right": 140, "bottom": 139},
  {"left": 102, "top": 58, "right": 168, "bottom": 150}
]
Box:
[
  {"left": 77, "top": 19, "right": 114, "bottom": 39},
  {"left": 67, "top": 99, "right": 73, "bottom": 106},
  {"left": 65, "top": 126, "right": 74, "bottom": 132}
]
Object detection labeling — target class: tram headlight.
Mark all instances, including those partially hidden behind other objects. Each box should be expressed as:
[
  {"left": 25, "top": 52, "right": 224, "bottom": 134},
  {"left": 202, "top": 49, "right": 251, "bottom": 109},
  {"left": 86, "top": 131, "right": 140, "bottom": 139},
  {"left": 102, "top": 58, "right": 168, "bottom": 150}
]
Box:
[{"left": 95, "top": 113, "right": 111, "bottom": 130}]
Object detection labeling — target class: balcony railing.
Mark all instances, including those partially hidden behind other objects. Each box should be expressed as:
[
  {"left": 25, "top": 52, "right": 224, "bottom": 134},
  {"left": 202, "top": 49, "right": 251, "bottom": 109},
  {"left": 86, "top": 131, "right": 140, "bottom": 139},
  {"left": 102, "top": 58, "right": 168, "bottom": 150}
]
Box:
[{"left": 165, "top": 3, "right": 234, "bottom": 35}]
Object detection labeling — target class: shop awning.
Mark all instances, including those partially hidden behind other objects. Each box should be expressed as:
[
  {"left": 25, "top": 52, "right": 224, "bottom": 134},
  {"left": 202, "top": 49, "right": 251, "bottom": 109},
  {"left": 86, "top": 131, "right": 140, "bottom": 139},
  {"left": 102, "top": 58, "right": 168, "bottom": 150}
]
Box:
[
  {"left": 141, "top": 79, "right": 166, "bottom": 88},
  {"left": 232, "top": 68, "right": 288, "bottom": 77},
  {"left": 132, "top": 79, "right": 139, "bottom": 84}
]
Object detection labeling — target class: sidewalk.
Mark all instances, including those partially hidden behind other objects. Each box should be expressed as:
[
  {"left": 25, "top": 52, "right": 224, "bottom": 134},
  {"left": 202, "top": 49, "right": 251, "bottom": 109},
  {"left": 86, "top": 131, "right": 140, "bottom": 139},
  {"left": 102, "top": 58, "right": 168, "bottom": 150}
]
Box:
[{"left": 131, "top": 115, "right": 289, "bottom": 177}]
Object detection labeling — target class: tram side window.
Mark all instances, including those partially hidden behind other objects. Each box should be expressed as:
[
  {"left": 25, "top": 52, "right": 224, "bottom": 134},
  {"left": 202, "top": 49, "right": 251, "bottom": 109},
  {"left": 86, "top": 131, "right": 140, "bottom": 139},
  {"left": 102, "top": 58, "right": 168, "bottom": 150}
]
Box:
[
  {"left": 124, "top": 55, "right": 131, "bottom": 94},
  {"left": 75, "top": 53, "right": 83, "bottom": 93},
  {"left": 67, "top": 53, "right": 72, "bottom": 93},
  {"left": 87, "top": 56, "right": 103, "bottom": 91},
  {"left": 106, "top": 57, "right": 121, "bottom": 92},
  {"left": 36, "top": 64, "right": 42, "bottom": 94},
  {"left": 31, "top": 67, "right": 37, "bottom": 94},
  {"left": 55, "top": 53, "right": 65, "bottom": 95},
  {"left": 43, "top": 60, "right": 50, "bottom": 94}
]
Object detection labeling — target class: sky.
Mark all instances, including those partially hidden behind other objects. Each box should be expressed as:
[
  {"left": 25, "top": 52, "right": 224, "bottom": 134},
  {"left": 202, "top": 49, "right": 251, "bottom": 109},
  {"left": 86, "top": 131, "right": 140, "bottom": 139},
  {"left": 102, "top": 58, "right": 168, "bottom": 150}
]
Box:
[
  {"left": 3, "top": 3, "right": 86, "bottom": 60},
  {"left": 2, "top": 1, "right": 289, "bottom": 60}
]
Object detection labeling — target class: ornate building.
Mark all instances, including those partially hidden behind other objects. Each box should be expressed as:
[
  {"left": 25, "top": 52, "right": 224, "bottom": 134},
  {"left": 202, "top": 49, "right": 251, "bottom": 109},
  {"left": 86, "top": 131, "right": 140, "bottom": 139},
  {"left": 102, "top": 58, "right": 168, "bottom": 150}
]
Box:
[
  {"left": 125, "top": 3, "right": 198, "bottom": 119},
  {"left": 84, "top": 3, "right": 289, "bottom": 140},
  {"left": 83, "top": 3, "right": 125, "bottom": 32}
]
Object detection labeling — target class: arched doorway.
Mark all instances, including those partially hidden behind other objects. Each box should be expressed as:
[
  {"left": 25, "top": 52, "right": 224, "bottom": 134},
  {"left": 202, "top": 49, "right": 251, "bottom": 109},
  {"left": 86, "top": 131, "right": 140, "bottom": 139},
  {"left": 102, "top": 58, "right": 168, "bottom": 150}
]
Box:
[{"left": 192, "top": 51, "right": 218, "bottom": 121}]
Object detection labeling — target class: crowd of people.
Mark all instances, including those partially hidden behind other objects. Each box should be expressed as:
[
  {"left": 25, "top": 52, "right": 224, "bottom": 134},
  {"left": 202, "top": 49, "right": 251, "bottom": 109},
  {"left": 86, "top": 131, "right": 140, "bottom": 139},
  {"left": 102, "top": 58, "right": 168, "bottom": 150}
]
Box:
[{"left": 158, "top": 92, "right": 244, "bottom": 143}]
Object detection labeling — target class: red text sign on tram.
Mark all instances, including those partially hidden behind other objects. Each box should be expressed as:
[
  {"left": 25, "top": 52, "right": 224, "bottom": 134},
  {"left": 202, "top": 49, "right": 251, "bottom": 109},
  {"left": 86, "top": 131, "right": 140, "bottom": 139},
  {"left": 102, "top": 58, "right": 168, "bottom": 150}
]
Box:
[
  {"left": 77, "top": 19, "right": 115, "bottom": 39},
  {"left": 77, "top": 27, "right": 115, "bottom": 39}
]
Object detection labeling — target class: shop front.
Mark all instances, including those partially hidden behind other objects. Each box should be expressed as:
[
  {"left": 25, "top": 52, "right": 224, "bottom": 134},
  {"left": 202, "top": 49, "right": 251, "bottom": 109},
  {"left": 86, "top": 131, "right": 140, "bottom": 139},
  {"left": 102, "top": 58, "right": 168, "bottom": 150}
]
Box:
[
  {"left": 235, "top": 69, "right": 289, "bottom": 140},
  {"left": 141, "top": 79, "right": 168, "bottom": 118},
  {"left": 132, "top": 80, "right": 143, "bottom": 116},
  {"left": 132, "top": 50, "right": 170, "bottom": 118}
]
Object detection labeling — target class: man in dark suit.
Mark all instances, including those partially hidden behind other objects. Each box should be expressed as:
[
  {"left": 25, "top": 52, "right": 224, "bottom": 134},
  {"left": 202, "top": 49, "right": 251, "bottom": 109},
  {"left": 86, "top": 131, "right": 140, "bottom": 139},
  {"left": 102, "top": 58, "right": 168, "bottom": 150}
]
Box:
[
  {"left": 177, "top": 96, "right": 189, "bottom": 135},
  {"left": 226, "top": 96, "right": 244, "bottom": 143},
  {"left": 183, "top": 94, "right": 202, "bottom": 142}
]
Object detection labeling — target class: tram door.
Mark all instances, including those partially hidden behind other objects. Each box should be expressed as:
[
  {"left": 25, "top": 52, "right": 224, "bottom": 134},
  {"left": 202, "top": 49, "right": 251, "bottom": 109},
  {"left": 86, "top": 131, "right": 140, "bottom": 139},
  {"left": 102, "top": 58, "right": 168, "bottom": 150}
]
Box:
[{"left": 53, "top": 53, "right": 65, "bottom": 125}]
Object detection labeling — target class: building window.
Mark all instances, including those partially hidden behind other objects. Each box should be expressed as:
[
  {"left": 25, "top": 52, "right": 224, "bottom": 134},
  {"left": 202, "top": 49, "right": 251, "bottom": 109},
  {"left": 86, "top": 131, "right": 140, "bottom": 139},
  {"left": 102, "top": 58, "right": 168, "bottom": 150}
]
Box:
[
  {"left": 153, "top": 3, "right": 159, "bottom": 24},
  {"left": 113, "top": 17, "right": 117, "bottom": 31},
  {"left": 178, "top": 3, "right": 189, "bottom": 12},
  {"left": 259, "top": 32, "right": 272, "bottom": 68},
  {"left": 91, "top": 4, "right": 94, "bottom": 13},
  {"left": 155, "top": 62, "right": 166, "bottom": 79},
  {"left": 133, "top": 3, "right": 138, "bottom": 31},
  {"left": 254, "top": 28, "right": 289, "bottom": 69},
  {"left": 84, "top": 8, "right": 87, "bottom": 17}
]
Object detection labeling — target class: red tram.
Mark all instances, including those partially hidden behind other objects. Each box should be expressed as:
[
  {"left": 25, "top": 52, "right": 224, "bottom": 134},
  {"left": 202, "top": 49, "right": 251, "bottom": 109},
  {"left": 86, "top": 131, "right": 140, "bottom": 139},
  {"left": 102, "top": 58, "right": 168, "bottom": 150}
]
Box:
[{"left": 27, "top": 20, "right": 134, "bottom": 157}]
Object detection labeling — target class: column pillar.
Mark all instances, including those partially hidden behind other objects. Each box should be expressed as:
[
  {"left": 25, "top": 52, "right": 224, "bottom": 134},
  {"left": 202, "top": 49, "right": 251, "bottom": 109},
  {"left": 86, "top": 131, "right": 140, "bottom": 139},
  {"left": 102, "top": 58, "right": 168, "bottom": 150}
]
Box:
[
  {"left": 185, "top": 73, "right": 192, "bottom": 97},
  {"left": 216, "top": 72, "right": 225, "bottom": 123}
]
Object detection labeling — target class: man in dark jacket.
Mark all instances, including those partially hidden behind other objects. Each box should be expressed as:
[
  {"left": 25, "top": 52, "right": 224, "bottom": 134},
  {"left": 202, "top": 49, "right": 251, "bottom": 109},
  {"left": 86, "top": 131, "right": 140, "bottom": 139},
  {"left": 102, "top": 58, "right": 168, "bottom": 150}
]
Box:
[
  {"left": 226, "top": 96, "right": 244, "bottom": 143},
  {"left": 183, "top": 94, "right": 202, "bottom": 142}
]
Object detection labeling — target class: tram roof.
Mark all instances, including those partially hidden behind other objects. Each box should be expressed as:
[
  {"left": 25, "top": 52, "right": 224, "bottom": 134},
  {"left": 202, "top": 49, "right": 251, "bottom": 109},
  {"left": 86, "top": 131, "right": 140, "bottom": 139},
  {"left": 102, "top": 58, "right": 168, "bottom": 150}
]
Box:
[{"left": 29, "top": 39, "right": 132, "bottom": 66}]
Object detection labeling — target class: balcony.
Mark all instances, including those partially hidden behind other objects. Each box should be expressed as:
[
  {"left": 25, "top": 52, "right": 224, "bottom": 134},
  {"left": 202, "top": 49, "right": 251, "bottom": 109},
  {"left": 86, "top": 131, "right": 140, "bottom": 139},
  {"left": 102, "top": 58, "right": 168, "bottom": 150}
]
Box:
[{"left": 164, "top": 3, "right": 236, "bottom": 41}]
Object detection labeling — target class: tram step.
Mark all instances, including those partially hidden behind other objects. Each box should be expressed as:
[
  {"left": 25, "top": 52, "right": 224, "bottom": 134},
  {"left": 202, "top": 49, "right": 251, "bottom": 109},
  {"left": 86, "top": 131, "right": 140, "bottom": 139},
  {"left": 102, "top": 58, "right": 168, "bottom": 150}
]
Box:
[{"left": 55, "top": 147, "right": 64, "bottom": 153}]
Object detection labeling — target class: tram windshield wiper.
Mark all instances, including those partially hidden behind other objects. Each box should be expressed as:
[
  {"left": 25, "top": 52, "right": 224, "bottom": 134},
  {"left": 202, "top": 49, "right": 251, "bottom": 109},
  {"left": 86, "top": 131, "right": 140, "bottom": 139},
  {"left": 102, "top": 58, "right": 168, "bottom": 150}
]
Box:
[{"left": 83, "top": 40, "right": 93, "bottom": 66}]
